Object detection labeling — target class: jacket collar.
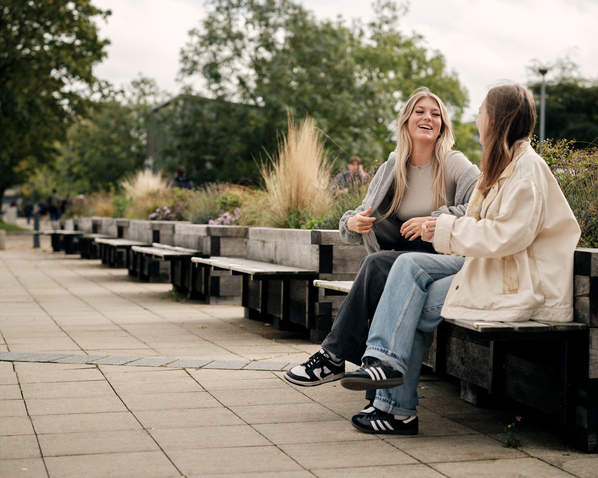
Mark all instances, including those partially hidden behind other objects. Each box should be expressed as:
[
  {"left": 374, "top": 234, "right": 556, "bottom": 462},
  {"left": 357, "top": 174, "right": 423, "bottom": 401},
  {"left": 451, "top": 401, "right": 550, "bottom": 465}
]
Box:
[
  {"left": 498, "top": 141, "right": 531, "bottom": 181},
  {"left": 470, "top": 141, "right": 532, "bottom": 219}
]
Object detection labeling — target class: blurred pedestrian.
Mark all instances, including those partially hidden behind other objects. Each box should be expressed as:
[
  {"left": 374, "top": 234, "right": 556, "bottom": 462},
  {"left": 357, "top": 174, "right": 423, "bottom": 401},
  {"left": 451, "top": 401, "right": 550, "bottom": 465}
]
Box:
[
  {"left": 167, "top": 166, "right": 194, "bottom": 189},
  {"left": 330, "top": 156, "right": 368, "bottom": 195}
]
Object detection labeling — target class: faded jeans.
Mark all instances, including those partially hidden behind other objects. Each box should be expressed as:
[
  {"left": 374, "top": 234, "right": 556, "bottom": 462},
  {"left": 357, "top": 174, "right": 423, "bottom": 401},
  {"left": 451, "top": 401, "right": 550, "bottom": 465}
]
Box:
[{"left": 363, "top": 252, "right": 465, "bottom": 416}]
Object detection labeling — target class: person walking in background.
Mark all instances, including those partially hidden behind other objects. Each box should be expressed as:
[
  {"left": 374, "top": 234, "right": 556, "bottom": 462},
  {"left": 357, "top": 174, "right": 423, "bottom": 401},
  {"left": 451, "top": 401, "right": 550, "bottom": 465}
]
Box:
[
  {"left": 285, "top": 87, "right": 480, "bottom": 392},
  {"left": 47, "top": 188, "right": 62, "bottom": 223},
  {"left": 330, "top": 156, "right": 368, "bottom": 195},
  {"left": 24, "top": 200, "right": 34, "bottom": 224},
  {"left": 167, "top": 166, "right": 194, "bottom": 190},
  {"left": 339, "top": 83, "right": 580, "bottom": 436}
]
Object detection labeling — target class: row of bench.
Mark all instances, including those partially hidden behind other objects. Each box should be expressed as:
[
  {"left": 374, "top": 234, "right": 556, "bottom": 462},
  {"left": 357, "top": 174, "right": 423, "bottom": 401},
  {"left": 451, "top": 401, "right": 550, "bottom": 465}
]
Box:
[{"left": 41, "top": 225, "right": 598, "bottom": 452}]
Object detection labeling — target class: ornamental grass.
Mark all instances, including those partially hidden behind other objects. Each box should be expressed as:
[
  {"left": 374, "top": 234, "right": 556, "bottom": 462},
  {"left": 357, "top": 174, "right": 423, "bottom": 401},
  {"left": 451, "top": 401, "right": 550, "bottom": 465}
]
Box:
[{"left": 241, "top": 115, "right": 334, "bottom": 228}]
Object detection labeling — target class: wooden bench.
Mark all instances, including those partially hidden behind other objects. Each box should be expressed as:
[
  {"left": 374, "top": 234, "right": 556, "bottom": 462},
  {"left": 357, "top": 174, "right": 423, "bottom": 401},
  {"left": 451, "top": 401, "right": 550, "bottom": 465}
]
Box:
[
  {"left": 193, "top": 256, "right": 318, "bottom": 331},
  {"left": 79, "top": 234, "right": 113, "bottom": 260},
  {"left": 94, "top": 238, "right": 150, "bottom": 269},
  {"left": 40, "top": 230, "right": 83, "bottom": 254},
  {"left": 129, "top": 243, "right": 205, "bottom": 285},
  {"left": 314, "top": 278, "right": 589, "bottom": 446}
]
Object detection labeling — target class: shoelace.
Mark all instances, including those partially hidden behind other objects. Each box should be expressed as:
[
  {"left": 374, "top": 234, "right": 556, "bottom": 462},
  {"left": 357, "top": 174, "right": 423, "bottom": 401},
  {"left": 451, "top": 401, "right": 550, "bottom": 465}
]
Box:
[{"left": 305, "top": 351, "right": 327, "bottom": 371}]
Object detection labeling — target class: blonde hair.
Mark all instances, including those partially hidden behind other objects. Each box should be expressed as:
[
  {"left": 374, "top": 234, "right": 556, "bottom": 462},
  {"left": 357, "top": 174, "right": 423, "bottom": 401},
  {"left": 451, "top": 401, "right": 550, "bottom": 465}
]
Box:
[{"left": 383, "top": 87, "right": 455, "bottom": 219}]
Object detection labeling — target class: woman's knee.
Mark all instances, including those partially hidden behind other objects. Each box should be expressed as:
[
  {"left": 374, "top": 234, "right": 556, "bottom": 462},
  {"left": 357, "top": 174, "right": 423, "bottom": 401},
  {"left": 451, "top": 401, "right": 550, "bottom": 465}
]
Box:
[{"left": 359, "top": 251, "right": 400, "bottom": 274}]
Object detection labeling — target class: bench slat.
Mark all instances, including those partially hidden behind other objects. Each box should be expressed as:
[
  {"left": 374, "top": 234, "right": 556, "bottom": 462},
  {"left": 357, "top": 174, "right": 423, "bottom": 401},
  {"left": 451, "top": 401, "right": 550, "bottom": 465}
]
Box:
[
  {"left": 131, "top": 245, "right": 201, "bottom": 259},
  {"left": 314, "top": 279, "right": 586, "bottom": 334},
  {"left": 313, "top": 280, "right": 353, "bottom": 294},
  {"left": 193, "top": 256, "right": 316, "bottom": 277},
  {"left": 95, "top": 238, "right": 149, "bottom": 246}
]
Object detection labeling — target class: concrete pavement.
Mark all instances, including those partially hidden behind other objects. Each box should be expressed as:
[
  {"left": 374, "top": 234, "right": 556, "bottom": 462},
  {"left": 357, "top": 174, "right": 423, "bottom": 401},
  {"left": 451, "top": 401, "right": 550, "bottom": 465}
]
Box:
[{"left": 1, "top": 225, "right": 597, "bottom": 477}]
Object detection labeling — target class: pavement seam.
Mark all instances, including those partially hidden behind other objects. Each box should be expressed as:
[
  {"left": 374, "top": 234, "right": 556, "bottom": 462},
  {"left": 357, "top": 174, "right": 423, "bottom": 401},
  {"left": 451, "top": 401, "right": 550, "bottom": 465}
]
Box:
[{"left": 0, "top": 352, "right": 298, "bottom": 370}]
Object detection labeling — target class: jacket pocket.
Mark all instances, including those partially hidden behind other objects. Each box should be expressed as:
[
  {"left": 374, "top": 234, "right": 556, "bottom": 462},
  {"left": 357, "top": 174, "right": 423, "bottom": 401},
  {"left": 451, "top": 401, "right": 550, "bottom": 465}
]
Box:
[{"left": 503, "top": 255, "right": 519, "bottom": 294}]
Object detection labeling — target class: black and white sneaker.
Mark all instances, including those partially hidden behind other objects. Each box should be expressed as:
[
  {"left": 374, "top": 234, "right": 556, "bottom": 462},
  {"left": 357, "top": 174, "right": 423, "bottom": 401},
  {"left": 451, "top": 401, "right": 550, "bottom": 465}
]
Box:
[
  {"left": 357, "top": 400, "right": 376, "bottom": 415},
  {"left": 284, "top": 349, "right": 345, "bottom": 387},
  {"left": 352, "top": 408, "right": 418, "bottom": 435},
  {"left": 340, "top": 357, "right": 403, "bottom": 391}
]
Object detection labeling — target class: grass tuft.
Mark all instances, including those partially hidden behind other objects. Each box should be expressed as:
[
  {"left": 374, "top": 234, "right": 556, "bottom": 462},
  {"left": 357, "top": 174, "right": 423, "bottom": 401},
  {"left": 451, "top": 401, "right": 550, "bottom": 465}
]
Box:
[{"left": 242, "top": 115, "right": 333, "bottom": 228}]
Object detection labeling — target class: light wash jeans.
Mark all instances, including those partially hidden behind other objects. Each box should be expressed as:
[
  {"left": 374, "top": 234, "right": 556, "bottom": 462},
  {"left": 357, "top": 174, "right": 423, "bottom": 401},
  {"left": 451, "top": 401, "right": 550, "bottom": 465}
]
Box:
[{"left": 363, "top": 252, "right": 465, "bottom": 416}]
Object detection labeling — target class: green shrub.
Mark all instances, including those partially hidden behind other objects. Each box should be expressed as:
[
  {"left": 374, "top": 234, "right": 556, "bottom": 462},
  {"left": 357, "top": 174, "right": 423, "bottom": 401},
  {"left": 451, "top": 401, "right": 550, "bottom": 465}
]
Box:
[
  {"left": 184, "top": 183, "right": 252, "bottom": 224},
  {"left": 536, "top": 138, "right": 598, "bottom": 248}
]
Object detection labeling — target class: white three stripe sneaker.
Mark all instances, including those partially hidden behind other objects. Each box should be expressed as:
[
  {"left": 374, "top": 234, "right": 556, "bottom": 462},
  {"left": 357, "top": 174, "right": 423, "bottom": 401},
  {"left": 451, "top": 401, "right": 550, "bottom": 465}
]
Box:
[
  {"left": 340, "top": 357, "right": 403, "bottom": 391},
  {"left": 352, "top": 408, "right": 418, "bottom": 435}
]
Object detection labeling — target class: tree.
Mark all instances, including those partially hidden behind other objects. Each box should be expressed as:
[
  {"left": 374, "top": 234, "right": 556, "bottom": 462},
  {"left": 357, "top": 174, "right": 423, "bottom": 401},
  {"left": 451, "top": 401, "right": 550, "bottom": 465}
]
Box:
[
  {"left": 149, "top": 93, "right": 266, "bottom": 185},
  {"left": 528, "top": 58, "right": 598, "bottom": 147},
  {"left": 0, "top": 0, "right": 110, "bottom": 203},
  {"left": 64, "top": 76, "right": 171, "bottom": 193},
  {"left": 176, "top": 0, "right": 470, "bottom": 184}
]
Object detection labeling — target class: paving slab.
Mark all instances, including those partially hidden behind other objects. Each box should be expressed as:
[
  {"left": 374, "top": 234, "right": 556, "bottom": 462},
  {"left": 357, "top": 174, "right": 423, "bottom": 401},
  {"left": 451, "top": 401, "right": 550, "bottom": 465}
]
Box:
[
  {"left": 148, "top": 424, "right": 271, "bottom": 450},
  {"left": 243, "top": 360, "right": 289, "bottom": 370},
  {"left": 37, "top": 430, "right": 159, "bottom": 457},
  {"left": 202, "top": 359, "right": 248, "bottom": 369},
  {"left": 432, "top": 457, "right": 576, "bottom": 478},
  {"left": 44, "top": 451, "right": 180, "bottom": 478},
  {"left": 88, "top": 356, "right": 141, "bottom": 365},
  {"left": 125, "top": 357, "right": 178, "bottom": 367},
  {"left": 52, "top": 354, "right": 108, "bottom": 363},
  {"left": 165, "top": 358, "right": 212, "bottom": 368},
  {"left": 0, "top": 230, "right": 594, "bottom": 477}
]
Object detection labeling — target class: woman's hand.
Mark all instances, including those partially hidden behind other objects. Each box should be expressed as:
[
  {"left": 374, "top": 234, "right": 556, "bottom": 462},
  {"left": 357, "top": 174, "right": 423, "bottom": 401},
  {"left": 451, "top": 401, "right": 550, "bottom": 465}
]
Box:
[
  {"left": 400, "top": 216, "right": 428, "bottom": 241},
  {"left": 347, "top": 207, "right": 376, "bottom": 234},
  {"left": 421, "top": 217, "right": 438, "bottom": 242}
]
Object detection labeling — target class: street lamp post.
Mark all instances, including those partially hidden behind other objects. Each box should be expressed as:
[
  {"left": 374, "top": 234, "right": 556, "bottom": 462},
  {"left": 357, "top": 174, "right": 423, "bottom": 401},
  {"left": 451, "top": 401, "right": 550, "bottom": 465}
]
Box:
[{"left": 538, "top": 68, "right": 548, "bottom": 144}]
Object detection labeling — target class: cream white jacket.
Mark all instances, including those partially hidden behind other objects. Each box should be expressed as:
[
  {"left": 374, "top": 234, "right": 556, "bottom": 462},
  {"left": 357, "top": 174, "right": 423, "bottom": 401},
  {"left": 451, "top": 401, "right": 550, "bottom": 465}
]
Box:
[{"left": 435, "top": 143, "right": 580, "bottom": 322}]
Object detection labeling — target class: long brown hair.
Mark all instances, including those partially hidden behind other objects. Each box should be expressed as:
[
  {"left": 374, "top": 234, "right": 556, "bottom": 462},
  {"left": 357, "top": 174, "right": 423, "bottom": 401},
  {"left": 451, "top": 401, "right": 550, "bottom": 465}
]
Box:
[
  {"left": 478, "top": 84, "right": 537, "bottom": 197},
  {"left": 382, "top": 87, "right": 455, "bottom": 219}
]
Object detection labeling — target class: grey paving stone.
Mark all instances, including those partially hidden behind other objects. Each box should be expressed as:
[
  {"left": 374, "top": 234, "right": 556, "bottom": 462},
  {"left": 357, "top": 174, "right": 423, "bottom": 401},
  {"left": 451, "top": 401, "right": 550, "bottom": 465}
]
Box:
[
  {"left": 203, "top": 360, "right": 250, "bottom": 370},
  {"left": 243, "top": 361, "right": 289, "bottom": 371},
  {"left": 126, "top": 358, "right": 177, "bottom": 367},
  {"left": 89, "top": 356, "right": 140, "bottom": 365},
  {"left": 165, "top": 359, "right": 212, "bottom": 369},
  {"left": 0, "top": 352, "right": 35, "bottom": 361},
  {"left": 52, "top": 355, "right": 108, "bottom": 364},
  {"left": 28, "top": 353, "right": 73, "bottom": 363}
]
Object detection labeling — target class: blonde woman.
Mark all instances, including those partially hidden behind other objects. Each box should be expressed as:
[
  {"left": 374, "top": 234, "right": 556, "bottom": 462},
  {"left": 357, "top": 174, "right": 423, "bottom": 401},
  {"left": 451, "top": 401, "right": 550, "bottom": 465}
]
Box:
[
  {"left": 340, "top": 84, "right": 580, "bottom": 435},
  {"left": 285, "top": 87, "right": 479, "bottom": 387}
]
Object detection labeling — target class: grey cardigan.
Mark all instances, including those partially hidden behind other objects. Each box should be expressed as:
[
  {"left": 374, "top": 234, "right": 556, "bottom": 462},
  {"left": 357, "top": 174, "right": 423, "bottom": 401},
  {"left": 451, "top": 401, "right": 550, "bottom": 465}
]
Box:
[{"left": 339, "top": 151, "right": 480, "bottom": 254}]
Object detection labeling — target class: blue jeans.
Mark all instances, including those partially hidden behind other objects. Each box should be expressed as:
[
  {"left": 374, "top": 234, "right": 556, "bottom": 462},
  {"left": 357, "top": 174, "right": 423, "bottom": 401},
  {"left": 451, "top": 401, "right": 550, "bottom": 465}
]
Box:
[{"left": 363, "top": 252, "right": 465, "bottom": 416}]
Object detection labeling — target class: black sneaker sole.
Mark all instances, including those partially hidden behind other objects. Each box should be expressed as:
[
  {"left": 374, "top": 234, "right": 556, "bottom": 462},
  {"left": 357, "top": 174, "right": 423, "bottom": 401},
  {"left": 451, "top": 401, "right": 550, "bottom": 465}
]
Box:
[
  {"left": 284, "top": 372, "right": 344, "bottom": 387},
  {"left": 340, "top": 376, "right": 404, "bottom": 391}
]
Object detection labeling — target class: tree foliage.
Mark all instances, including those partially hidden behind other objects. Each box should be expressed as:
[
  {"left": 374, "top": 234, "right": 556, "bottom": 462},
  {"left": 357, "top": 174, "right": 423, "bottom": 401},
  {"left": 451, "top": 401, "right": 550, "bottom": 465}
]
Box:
[
  {"left": 528, "top": 58, "right": 598, "bottom": 148},
  {"left": 65, "top": 76, "right": 171, "bottom": 193},
  {"left": 148, "top": 93, "right": 266, "bottom": 185},
  {"left": 0, "top": 0, "right": 109, "bottom": 202},
  {"left": 171, "top": 0, "right": 470, "bottom": 185}
]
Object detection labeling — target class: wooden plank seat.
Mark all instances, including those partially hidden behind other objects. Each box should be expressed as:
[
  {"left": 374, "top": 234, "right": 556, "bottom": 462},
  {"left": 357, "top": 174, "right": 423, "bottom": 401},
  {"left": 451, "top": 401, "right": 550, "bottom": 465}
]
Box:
[
  {"left": 314, "top": 278, "right": 587, "bottom": 429},
  {"left": 40, "top": 230, "right": 84, "bottom": 254},
  {"left": 79, "top": 234, "right": 112, "bottom": 259},
  {"left": 193, "top": 256, "right": 318, "bottom": 330},
  {"left": 129, "top": 243, "right": 205, "bottom": 285},
  {"left": 94, "top": 238, "right": 150, "bottom": 269}
]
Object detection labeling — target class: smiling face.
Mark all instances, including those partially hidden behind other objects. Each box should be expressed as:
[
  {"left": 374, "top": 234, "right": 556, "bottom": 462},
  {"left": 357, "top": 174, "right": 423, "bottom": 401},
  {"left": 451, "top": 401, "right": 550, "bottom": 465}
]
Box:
[{"left": 407, "top": 97, "right": 443, "bottom": 145}]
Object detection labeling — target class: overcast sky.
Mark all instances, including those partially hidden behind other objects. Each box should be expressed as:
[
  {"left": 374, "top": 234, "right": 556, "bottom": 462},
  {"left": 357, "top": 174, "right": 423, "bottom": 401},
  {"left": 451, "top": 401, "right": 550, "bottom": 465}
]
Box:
[{"left": 93, "top": 0, "right": 598, "bottom": 122}]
